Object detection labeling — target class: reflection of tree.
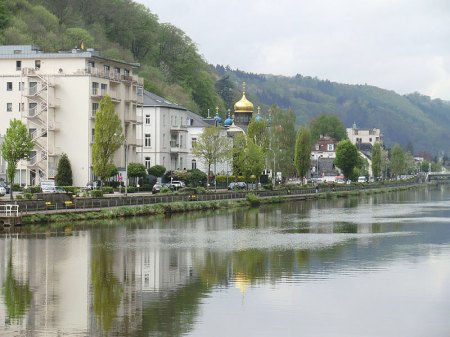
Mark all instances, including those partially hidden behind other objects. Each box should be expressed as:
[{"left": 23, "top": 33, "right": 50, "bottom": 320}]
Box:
[
  {"left": 2, "top": 241, "right": 32, "bottom": 321},
  {"left": 91, "top": 231, "right": 123, "bottom": 332}
]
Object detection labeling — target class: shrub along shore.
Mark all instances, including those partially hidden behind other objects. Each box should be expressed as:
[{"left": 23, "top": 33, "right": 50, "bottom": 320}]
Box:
[{"left": 20, "top": 183, "right": 426, "bottom": 225}]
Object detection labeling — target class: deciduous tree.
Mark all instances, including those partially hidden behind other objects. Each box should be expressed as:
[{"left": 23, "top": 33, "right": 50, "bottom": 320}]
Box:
[
  {"left": 92, "top": 96, "right": 124, "bottom": 183},
  {"left": 1, "top": 119, "right": 34, "bottom": 200},
  {"left": 334, "top": 139, "right": 359, "bottom": 180},
  {"left": 371, "top": 143, "right": 382, "bottom": 179},
  {"left": 309, "top": 114, "right": 347, "bottom": 142},
  {"left": 389, "top": 144, "right": 405, "bottom": 178},
  {"left": 294, "top": 127, "right": 312, "bottom": 181},
  {"left": 192, "top": 126, "right": 231, "bottom": 188}
]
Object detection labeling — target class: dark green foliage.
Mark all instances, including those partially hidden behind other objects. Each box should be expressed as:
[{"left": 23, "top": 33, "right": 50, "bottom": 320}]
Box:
[
  {"left": 55, "top": 153, "right": 73, "bottom": 186},
  {"left": 91, "top": 189, "right": 103, "bottom": 198},
  {"left": 185, "top": 169, "right": 207, "bottom": 187},
  {"left": 371, "top": 143, "right": 382, "bottom": 179},
  {"left": 127, "top": 163, "right": 147, "bottom": 179},
  {"left": 294, "top": 127, "right": 312, "bottom": 180},
  {"left": 334, "top": 140, "right": 360, "bottom": 180},
  {"left": 309, "top": 114, "right": 347, "bottom": 141},
  {"left": 148, "top": 165, "right": 166, "bottom": 177}
]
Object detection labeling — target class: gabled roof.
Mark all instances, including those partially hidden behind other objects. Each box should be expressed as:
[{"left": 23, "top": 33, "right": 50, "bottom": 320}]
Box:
[{"left": 143, "top": 90, "right": 187, "bottom": 110}]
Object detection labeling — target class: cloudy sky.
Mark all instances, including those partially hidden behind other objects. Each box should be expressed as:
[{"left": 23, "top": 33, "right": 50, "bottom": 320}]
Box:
[{"left": 137, "top": 0, "right": 450, "bottom": 100}]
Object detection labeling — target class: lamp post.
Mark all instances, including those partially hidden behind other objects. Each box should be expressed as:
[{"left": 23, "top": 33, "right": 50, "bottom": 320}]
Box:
[{"left": 124, "top": 138, "right": 128, "bottom": 197}]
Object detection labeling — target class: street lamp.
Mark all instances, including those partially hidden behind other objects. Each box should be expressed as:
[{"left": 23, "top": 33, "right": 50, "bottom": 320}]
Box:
[{"left": 124, "top": 138, "right": 128, "bottom": 197}]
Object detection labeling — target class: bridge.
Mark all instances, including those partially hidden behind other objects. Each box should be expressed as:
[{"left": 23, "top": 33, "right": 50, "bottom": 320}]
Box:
[{"left": 426, "top": 172, "right": 450, "bottom": 182}]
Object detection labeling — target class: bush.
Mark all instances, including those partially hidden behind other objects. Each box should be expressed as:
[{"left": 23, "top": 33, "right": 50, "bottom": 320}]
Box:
[
  {"left": 102, "top": 186, "right": 114, "bottom": 194},
  {"left": 23, "top": 192, "right": 33, "bottom": 200},
  {"left": 25, "top": 186, "right": 41, "bottom": 194},
  {"left": 195, "top": 187, "right": 206, "bottom": 194},
  {"left": 12, "top": 184, "right": 22, "bottom": 191},
  {"left": 160, "top": 187, "right": 172, "bottom": 194},
  {"left": 127, "top": 186, "right": 136, "bottom": 193},
  {"left": 15, "top": 195, "right": 23, "bottom": 200},
  {"left": 91, "top": 190, "right": 103, "bottom": 198},
  {"left": 246, "top": 193, "right": 261, "bottom": 207},
  {"left": 63, "top": 186, "right": 78, "bottom": 194}
]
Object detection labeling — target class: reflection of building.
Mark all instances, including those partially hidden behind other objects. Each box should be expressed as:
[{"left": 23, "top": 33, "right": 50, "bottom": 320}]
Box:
[
  {"left": 0, "top": 234, "right": 90, "bottom": 334},
  {"left": 0, "top": 45, "right": 143, "bottom": 186}
]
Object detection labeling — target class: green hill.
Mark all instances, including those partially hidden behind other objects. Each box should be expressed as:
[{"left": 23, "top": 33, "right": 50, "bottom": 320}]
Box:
[
  {"left": 216, "top": 68, "right": 450, "bottom": 155},
  {"left": 1, "top": 0, "right": 449, "bottom": 155}
]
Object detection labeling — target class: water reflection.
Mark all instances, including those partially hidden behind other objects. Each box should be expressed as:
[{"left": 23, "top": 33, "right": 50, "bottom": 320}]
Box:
[{"left": 1, "top": 186, "right": 450, "bottom": 336}]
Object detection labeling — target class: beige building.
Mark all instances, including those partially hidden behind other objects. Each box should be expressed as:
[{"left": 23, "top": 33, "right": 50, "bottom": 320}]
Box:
[
  {"left": 346, "top": 123, "right": 383, "bottom": 146},
  {"left": 0, "top": 45, "right": 143, "bottom": 187}
]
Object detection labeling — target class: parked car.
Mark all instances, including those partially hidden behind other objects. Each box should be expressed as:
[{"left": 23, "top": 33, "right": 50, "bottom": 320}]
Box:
[
  {"left": 358, "top": 176, "right": 367, "bottom": 183},
  {"left": 86, "top": 180, "right": 102, "bottom": 190},
  {"left": 0, "top": 182, "right": 10, "bottom": 194},
  {"left": 0, "top": 186, "right": 6, "bottom": 196},
  {"left": 152, "top": 183, "right": 162, "bottom": 194},
  {"left": 170, "top": 180, "right": 185, "bottom": 190},
  {"left": 228, "top": 182, "right": 247, "bottom": 190}
]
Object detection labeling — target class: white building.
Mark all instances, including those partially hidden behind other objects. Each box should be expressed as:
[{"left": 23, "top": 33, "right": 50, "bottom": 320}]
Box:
[
  {"left": 138, "top": 90, "right": 233, "bottom": 175},
  {"left": 346, "top": 123, "right": 383, "bottom": 146},
  {"left": 0, "top": 45, "right": 143, "bottom": 186}
]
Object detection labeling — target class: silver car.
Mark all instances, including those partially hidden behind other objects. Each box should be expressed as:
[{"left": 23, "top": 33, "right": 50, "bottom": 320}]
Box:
[{"left": 0, "top": 186, "right": 6, "bottom": 196}]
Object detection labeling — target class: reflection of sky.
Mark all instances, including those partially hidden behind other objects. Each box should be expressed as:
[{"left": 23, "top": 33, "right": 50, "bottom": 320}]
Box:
[{"left": 189, "top": 251, "right": 450, "bottom": 337}]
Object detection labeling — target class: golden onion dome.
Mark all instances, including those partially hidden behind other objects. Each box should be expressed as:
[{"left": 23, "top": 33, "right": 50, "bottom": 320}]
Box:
[{"left": 234, "top": 92, "right": 254, "bottom": 113}]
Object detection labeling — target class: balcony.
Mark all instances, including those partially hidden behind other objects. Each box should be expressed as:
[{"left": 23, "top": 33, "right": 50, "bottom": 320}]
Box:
[
  {"left": 170, "top": 141, "right": 188, "bottom": 154},
  {"left": 170, "top": 124, "right": 188, "bottom": 132}
]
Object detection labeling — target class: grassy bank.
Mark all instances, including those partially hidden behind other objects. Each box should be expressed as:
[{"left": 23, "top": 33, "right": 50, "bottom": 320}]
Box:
[{"left": 21, "top": 183, "right": 425, "bottom": 225}]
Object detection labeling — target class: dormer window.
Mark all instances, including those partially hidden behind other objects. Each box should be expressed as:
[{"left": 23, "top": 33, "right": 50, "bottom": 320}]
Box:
[{"left": 327, "top": 144, "right": 334, "bottom": 151}]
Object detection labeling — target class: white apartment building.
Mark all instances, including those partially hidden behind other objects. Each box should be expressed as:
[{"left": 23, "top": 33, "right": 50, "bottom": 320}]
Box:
[
  {"left": 346, "top": 123, "right": 383, "bottom": 146},
  {"left": 0, "top": 45, "right": 143, "bottom": 187},
  {"left": 138, "top": 90, "right": 234, "bottom": 175}
]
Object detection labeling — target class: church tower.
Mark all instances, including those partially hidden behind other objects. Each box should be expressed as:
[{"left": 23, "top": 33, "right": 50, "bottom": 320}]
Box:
[{"left": 233, "top": 82, "right": 254, "bottom": 131}]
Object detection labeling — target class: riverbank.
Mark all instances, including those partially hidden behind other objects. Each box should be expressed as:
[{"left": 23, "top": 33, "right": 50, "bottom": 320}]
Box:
[{"left": 19, "top": 182, "right": 427, "bottom": 225}]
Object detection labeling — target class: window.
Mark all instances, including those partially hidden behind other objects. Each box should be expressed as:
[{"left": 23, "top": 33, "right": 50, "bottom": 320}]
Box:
[
  {"left": 124, "top": 69, "right": 130, "bottom": 77},
  {"left": 145, "top": 134, "right": 151, "bottom": 147},
  {"left": 315, "top": 144, "right": 319, "bottom": 151},
  {"left": 103, "top": 64, "right": 110, "bottom": 73},
  {"left": 35, "top": 60, "right": 41, "bottom": 69},
  {"left": 145, "top": 114, "right": 151, "bottom": 125},
  {"left": 101, "top": 83, "right": 107, "bottom": 96},
  {"left": 7, "top": 103, "right": 12, "bottom": 112},
  {"left": 180, "top": 157, "right": 183, "bottom": 170},
  {"left": 191, "top": 159, "right": 197, "bottom": 170},
  {"left": 29, "top": 102, "right": 37, "bottom": 116},
  {"left": 6, "top": 82, "right": 12, "bottom": 91},
  {"left": 191, "top": 137, "right": 197, "bottom": 148},
  {"left": 16, "top": 60, "right": 21, "bottom": 71},
  {"left": 18, "top": 102, "right": 24, "bottom": 112},
  {"left": 369, "top": 138, "right": 372, "bottom": 142},
  {"left": 92, "top": 103, "right": 99, "bottom": 116},
  {"left": 145, "top": 157, "right": 151, "bottom": 169},
  {"left": 115, "top": 67, "right": 120, "bottom": 75},
  {"left": 29, "top": 81, "right": 37, "bottom": 95},
  {"left": 137, "top": 86, "right": 143, "bottom": 96},
  {"left": 92, "top": 82, "right": 98, "bottom": 95},
  {"left": 91, "top": 129, "right": 95, "bottom": 142},
  {"left": 327, "top": 144, "right": 334, "bottom": 151}
]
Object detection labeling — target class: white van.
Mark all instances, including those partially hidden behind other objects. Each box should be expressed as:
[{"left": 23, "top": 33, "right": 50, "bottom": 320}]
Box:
[{"left": 358, "top": 176, "right": 367, "bottom": 183}]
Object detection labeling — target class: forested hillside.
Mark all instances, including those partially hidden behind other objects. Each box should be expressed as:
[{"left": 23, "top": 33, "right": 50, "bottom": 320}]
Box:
[
  {"left": 216, "top": 67, "right": 450, "bottom": 155},
  {"left": 0, "top": 0, "right": 226, "bottom": 114},
  {"left": 1, "top": 0, "right": 449, "bottom": 155}
]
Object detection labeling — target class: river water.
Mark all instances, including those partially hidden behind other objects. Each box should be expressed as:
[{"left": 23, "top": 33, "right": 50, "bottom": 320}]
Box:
[{"left": 1, "top": 185, "right": 450, "bottom": 336}]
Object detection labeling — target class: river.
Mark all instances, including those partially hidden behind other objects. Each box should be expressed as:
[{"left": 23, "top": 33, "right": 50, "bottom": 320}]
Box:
[{"left": 1, "top": 185, "right": 450, "bottom": 336}]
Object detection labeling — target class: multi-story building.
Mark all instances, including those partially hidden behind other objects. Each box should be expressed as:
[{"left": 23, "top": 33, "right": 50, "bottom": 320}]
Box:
[
  {"left": 0, "top": 45, "right": 143, "bottom": 186},
  {"left": 346, "top": 123, "right": 383, "bottom": 146},
  {"left": 311, "top": 136, "right": 339, "bottom": 178}
]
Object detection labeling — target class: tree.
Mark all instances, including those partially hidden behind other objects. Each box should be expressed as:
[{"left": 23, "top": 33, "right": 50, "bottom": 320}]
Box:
[
  {"left": 309, "top": 114, "right": 347, "bottom": 142},
  {"left": 294, "top": 127, "right": 312, "bottom": 181},
  {"left": 390, "top": 144, "right": 405, "bottom": 178},
  {"left": 92, "top": 96, "right": 124, "bottom": 183},
  {"left": 269, "top": 106, "right": 296, "bottom": 178},
  {"left": 371, "top": 143, "right": 382, "bottom": 179},
  {"left": 127, "top": 162, "right": 146, "bottom": 186},
  {"left": 192, "top": 126, "right": 231, "bottom": 188},
  {"left": 1, "top": 119, "right": 34, "bottom": 200},
  {"left": 334, "top": 139, "right": 360, "bottom": 180},
  {"left": 55, "top": 153, "right": 73, "bottom": 186},
  {"left": 235, "top": 139, "right": 265, "bottom": 187},
  {"left": 247, "top": 115, "right": 269, "bottom": 153},
  {"left": 148, "top": 164, "right": 166, "bottom": 177}
]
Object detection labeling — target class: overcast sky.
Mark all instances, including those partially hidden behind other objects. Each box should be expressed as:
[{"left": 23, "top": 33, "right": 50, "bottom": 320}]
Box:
[{"left": 137, "top": 0, "right": 450, "bottom": 100}]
